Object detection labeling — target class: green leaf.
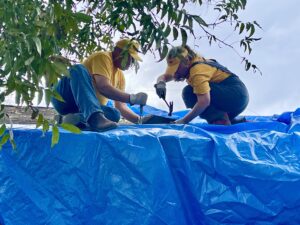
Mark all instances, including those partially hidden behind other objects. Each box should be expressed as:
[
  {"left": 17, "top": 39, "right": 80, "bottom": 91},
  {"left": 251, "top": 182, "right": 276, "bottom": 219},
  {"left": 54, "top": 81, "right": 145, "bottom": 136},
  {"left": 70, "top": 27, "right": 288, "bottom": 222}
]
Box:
[
  {"left": 161, "top": 4, "right": 168, "bottom": 19},
  {"left": 52, "top": 61, "right": 68, "bottom": 76},
  {"left": 188, "top": 16, "right": 193, "bottom": 28},
  {"left": 0, "top": 133, "right": 10, "bottom": 149},
  {"left": 164, "top": 25, "right": 171, "bottom": 37},
  {"left": 45, "top": 89, "right": 52, "bottom": 107},
  {"left": 180, "top": 28, "right": 188, "bottom": 46},
  {"left": 42, "top": 119, "right": 49, "bottom": 133},
  {"left": 254, "top": 21, "right": 262, "bottom": 29},
  {"left": 240, "top": 0, "right": 247, "bottom": 8},
  {"left": 36, "top": 114, "right": 44, "bottom": 128},
  {"left": 0, "top": 124, "right": 6, "bottom": 136},
  {"left": 33, "top": 37, "right": 42, "bottom": 55},
  {"left": 31, "top": 107, "right": 39, "bottom": 119},
  {"left": 249, "top": 24, "right": 255, "bottom": 37},
  {"left": 25, "top": 56, "right": 35, "bottom": 66},
  {"left": 173, "top": 27, "right": 178, "bottom": 40},
  {"left": 51, "top": 124, "right": 59, "bottom": 148},
  {"left": 193, "top": 15, "right": 208, "bottom": 26},
  {"left": 15, "top": 91, "right": 21, "bottom": 105},
  {"left": 37, "top": 89, "right": 43, "bottom": 105},
  {"left": 239, "top": 23, "right": 245, "bottom": 34},
  {"left": 245, "top": 61, "right": 251, "bottom": 71},
  {"left": 52, "top": 90, "right": 65, "bottom": 102},
  {"left": 60, "top": 123, "right": 81, "bottom": 134},
  {"left": 74, "top": 12, "right": 92, "bottom": 23},
  {"left": 158, "top": 44, "right": 169, "bottom": 62}
]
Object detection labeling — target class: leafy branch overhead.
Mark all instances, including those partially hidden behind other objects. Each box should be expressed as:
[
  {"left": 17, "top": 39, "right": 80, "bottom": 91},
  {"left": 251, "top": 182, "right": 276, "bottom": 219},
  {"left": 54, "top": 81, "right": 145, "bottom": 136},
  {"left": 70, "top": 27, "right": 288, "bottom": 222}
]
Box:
[{"left": 0, "top": 0, "right": 261, "bottom": 146}]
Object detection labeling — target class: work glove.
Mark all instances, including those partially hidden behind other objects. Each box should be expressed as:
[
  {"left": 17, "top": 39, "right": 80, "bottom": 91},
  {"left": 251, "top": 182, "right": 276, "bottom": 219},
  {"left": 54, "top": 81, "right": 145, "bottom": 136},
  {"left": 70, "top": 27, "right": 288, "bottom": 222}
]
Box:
[
  {"left": 129, "top": 92, "right": 148, "bottom": 106},
  {"left": 154, "top": 81, "right": 166, "bottom": 99}
]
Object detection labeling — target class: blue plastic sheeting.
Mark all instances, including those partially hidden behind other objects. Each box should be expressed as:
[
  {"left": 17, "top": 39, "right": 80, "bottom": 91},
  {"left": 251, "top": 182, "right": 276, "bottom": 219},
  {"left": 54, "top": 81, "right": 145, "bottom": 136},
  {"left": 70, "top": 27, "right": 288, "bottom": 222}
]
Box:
[{"left": 1, "top": 107, "right": 300, "bottom": 225}]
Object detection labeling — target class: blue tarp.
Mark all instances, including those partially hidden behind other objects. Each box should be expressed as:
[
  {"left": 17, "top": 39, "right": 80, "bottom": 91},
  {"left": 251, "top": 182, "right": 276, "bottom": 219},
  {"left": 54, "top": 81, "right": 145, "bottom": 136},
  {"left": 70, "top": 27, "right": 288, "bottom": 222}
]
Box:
[{"left": 1, "top": 107, "right": 300, "bottom": 225}]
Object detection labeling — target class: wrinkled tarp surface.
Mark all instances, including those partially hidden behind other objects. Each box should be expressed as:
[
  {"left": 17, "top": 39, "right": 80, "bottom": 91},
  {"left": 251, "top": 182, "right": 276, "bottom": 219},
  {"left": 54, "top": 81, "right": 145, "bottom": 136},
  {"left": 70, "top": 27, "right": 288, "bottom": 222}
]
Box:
[{"left": 1, "top": 106, "right": 300, "bottom": 225}]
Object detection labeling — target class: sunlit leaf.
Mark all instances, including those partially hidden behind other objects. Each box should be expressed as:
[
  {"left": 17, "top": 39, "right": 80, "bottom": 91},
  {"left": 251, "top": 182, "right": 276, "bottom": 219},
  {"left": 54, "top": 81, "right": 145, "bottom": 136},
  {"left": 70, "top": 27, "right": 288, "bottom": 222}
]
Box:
[
  {"left": 0, "top": 124, "right": 6, "bottom": 136},
  {"left": 51, "top": 124, "right": 59, "bottom": 148},
  {"left": 33, "top": 37, "right": 42, "bottom": 55},
  {"left": 0, "top": 133, "right": 10, "bottom": 149},
  {"left": 52, "top": 90, "right": 65, "bottom": 102},
  {"left": 52, "top": 61, "right": 69, "bottom": 76},
  {"left": 43, "top": 118, "right": 49, "bottom": 133},
  {"left": 25, "top": 56, "right": 35, "bottom": 66},
  {"left": 60, "top": 123, "right": 81, "bottom": 134},
  {"left": 36, "top": 114, "right": 44, "bottom": 128}
]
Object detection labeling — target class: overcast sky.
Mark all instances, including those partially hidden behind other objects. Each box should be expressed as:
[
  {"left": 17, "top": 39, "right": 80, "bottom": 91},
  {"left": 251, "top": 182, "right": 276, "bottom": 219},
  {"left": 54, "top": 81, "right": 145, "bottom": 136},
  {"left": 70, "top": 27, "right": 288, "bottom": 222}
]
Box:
[
  {"left": 6, "top": 0, "right": 299, "bottom": 117},
  {"left": 125, "top": 0, "right": 300, "bottom": 116}
]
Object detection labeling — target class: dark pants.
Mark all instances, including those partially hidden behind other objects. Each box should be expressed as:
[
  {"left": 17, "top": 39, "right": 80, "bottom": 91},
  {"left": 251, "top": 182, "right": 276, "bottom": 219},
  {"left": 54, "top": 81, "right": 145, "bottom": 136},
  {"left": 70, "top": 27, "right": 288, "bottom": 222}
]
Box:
[
  {"left": 182, "top": 75, "right": 249, "bottom": 123},
  {"left": 51, "top": 64, "right": 120, "bottom": 123}
]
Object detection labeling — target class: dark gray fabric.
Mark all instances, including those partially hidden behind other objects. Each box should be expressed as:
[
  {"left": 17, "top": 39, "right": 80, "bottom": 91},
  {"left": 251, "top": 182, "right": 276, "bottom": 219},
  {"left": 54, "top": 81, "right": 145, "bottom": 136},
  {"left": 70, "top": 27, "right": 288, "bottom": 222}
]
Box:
[{"left": 182, "top": 75, "right": 249, "bottom": 122}]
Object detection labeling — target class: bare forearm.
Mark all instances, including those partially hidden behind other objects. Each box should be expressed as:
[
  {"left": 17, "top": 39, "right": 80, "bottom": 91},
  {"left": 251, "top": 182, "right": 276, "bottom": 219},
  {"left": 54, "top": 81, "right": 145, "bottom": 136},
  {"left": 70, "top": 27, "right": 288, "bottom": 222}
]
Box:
[
  {"left": 182, "top": 103, "right": 206, "bottom": 123},
  {"left": 94, "top": 75, "right": 130, "bottom": 103},
  {"left": 100, "top": 85, "right": 130, "bottom": 103},
  {"left": 156, "top": 74, "right": 173, "bottom": 83},
  {"left": 121, "top": 108, "right": 139, "bottom": 123},
  {"left": 115, "top": 102, "right": 139, "bottom": 123}
]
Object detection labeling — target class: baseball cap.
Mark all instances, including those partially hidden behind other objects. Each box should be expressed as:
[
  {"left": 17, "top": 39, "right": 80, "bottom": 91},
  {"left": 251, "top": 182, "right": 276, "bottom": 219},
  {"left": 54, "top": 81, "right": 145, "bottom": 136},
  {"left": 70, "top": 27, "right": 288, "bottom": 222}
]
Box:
[
  {"left": 165, "top": 47, "right": 188, "bottom": 75},
  {"left": 115, "top": 39, "right": 142, "bottom": 62}
]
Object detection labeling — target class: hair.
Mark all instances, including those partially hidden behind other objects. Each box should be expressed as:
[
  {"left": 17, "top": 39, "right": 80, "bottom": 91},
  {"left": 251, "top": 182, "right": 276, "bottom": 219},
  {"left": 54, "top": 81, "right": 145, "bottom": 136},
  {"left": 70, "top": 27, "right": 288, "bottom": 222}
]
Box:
[
  {"left": 167, "top": 45, "right": 199, "bottom": 62},
  {"left": 184, "top": 45, "right": 197, "bottom": 59}
]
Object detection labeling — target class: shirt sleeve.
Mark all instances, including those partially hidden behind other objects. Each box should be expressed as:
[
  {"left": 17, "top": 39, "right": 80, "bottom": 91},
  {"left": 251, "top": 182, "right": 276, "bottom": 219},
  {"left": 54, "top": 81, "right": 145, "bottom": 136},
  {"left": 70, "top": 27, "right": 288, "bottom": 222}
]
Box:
[
  {"left": 189, "top": 64, "right": 215, "bottom": 94},
  {"left": 89, "top": 54, "right": 112, "bottom": 81}
]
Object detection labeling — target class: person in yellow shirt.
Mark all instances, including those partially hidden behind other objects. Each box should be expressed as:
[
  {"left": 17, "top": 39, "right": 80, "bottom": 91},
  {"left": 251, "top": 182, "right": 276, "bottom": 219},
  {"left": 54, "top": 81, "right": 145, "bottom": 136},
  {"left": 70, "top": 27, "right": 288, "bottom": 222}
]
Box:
[
  {"left": 51, "top": 39, "right": 148, "bottom": 131},
  {"left": 154, "top": 45, "right": 249, "bottom": 125}
]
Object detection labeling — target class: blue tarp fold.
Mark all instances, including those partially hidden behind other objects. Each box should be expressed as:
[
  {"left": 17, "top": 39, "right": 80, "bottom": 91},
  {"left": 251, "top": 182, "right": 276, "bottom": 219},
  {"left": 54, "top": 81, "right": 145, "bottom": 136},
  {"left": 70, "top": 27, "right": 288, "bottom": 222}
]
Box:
[{"left": 1, "top": 107, "right": 300, "bottom": 225}]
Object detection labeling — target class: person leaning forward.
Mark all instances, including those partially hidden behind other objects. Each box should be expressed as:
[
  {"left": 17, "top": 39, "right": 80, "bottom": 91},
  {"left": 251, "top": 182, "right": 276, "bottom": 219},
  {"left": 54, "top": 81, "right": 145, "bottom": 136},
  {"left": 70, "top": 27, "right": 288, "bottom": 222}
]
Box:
[
  {"left": 154, "top": 45, "right": 249, "bottom": 125},
  {"left": 51, "top": 39, "right": 148, "bottom": 132}
]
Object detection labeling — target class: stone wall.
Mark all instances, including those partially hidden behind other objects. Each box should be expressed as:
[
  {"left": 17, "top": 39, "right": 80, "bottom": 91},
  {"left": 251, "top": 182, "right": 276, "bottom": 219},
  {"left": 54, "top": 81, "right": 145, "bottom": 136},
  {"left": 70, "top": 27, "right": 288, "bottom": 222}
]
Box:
[{"left": 2, "top": 105, "right": 56, "bottom": 124}]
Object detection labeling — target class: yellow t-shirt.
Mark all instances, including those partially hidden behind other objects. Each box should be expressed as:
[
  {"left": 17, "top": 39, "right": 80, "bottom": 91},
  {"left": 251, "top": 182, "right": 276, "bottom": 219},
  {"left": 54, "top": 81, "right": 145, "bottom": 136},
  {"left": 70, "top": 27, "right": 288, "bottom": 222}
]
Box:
[
  {"left": 82, "top": 51, "right": 125, "bottom": 105},
  {"left": 187, "top": 57, "right": 230, "bottom": 94}
]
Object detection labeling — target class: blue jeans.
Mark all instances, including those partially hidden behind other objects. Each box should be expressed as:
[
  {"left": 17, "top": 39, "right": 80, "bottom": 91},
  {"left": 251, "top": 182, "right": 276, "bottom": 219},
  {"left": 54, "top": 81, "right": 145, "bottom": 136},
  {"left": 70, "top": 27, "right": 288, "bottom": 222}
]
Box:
[{"left": 51, "top": 64, "right": 120, "bottom": 123}]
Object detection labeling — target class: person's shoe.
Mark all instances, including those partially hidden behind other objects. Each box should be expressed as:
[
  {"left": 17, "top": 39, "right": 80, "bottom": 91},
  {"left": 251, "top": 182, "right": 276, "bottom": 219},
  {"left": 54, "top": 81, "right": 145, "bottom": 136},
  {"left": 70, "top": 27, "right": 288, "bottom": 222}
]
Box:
[
  {"left": 88, "top": 112, "right": 117, "bottom": 132},
  {"left": 61, "top": 113, "right": 88, "bottom": 129},
  {"left": 210, "top": 112, "right": 231, "bottom": 125},
  {"left": 231, "top": 116, "right": 247, "bottom": 124}
]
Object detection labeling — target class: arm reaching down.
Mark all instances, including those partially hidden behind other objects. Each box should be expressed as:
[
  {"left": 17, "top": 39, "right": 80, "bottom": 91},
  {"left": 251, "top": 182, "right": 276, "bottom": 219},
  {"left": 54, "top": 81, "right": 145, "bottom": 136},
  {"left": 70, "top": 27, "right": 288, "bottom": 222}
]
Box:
[
  {"left": 175, "top": 92, "right": 210, "bottom": 124},
  {"left": 114, "top": 101, "right": 140, "bottom": 123},
  {"left": 93, "top": 75, "right": 130, "bottom": 103}
]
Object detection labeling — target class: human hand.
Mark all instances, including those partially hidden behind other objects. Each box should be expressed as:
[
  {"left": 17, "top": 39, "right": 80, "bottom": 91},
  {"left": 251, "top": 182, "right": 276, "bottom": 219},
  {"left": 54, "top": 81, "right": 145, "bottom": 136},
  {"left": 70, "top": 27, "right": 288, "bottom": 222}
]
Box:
[
  {"left": 173, "top": 118, "right": 186, "bottom": 124},
  {"left": 154, "top": 81, "right": 166, "bottom": 99},
  {"left": 129, "top": 92, "right": 148, "bottom": 105},
  {"left": 138, "top": 114, "right": 153, "bottom": 124}
]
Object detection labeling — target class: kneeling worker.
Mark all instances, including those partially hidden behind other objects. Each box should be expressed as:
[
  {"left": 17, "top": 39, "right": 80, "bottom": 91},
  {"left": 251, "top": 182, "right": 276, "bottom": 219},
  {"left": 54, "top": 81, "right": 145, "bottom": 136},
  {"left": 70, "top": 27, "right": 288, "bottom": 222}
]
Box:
[{"left": 51, "top": 39, "right": 147, "bottom": 131}]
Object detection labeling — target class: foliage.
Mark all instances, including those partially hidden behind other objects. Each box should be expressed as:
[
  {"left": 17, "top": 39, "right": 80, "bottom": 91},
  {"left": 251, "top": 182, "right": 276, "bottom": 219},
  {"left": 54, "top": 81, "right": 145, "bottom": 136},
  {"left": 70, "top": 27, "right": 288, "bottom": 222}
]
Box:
[{"left": 0, "top": 0, "right": 261, "bottom": 147}]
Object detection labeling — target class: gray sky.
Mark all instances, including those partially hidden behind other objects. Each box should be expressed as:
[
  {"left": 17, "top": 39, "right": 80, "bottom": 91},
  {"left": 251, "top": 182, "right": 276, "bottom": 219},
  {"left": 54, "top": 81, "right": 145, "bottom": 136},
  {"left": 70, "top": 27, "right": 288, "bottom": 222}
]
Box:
[
  {"left": 125, "top": 0, "right": 300, "bottom": 116},
  {"left": 6, "top": 0, "right": 299, "bottom": 117}
]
